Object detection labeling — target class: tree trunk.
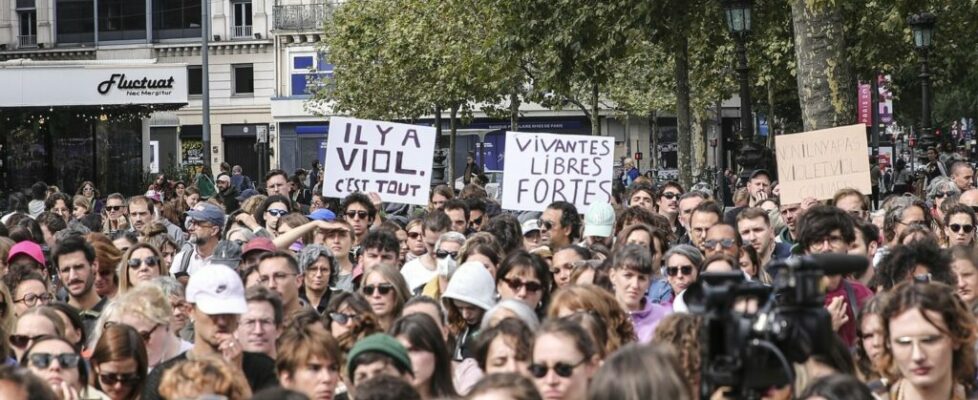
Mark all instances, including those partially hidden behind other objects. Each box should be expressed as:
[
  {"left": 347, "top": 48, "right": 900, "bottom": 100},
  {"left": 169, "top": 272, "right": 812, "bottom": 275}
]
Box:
[
  {"left": 650, "top": 111, "right": 658, "bottom": 171},
  {"left": 510, "top": 90, "right": 520, "bottom": 132},
  {"left": 675, "top": 36, "right": 693, "bottom": 188},
  {"left": 590, "top": 82, "right": 601, "bottom": 136},
  {"left": 767, "top": 81, "right": 776, "bottom": 148},
  {"left": 790, "top": 0, "right": 855, "bottom": 131},
  {"left": 448, "top": 105, "right": 459, "bottom": 185},
  {"left": 692, "top": 109, "right": 708, "bottom": 181}
]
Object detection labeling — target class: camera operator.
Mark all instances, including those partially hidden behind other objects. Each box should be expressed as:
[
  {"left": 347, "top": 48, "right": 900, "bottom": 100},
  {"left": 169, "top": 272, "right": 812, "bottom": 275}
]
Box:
[{"left": 796, "top": 205, "right": 874, "bottom": 348}]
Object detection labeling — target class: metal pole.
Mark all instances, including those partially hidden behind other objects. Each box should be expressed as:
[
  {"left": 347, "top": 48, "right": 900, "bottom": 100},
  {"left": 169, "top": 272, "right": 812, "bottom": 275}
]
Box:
[
  {"left": 201, "top": 0, "right": 212, "bottom": 174},
  {"left": 920, "top": 50, "right": 932, "bottom": 148},
  {"left": 735, "top": 37, "right": 753, "bottom": 141}
]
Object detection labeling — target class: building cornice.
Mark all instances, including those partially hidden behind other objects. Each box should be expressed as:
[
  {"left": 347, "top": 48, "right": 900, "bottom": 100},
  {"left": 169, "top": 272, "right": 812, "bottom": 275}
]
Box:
[{"left": 154, "top": 40, "right": 273, "bottom": 57}]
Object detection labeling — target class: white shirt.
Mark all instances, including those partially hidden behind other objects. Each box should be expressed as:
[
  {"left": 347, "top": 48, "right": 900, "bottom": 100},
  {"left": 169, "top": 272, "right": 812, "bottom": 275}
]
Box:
[
  {"left": 169, "top": 247, "right": 213, "bottom": 276},
  {"left": 401, "top": 258, "right": 437, "bottom": 292}
]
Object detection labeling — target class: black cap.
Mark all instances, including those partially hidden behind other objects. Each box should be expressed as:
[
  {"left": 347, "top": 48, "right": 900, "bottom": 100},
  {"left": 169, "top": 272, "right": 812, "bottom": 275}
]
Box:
[{"left": 749, "top": 169, "right": 772, "bottom": 181}]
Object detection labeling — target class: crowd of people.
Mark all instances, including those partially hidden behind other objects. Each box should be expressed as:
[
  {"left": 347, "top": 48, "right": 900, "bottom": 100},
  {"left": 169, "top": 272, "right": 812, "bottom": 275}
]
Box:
[{"left": 0, "top": 152, "right": 974, "bottom": 400}]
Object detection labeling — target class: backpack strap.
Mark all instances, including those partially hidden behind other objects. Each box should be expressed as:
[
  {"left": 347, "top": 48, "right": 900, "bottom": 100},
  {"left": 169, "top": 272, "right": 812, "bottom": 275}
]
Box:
[
  {"left": 843, "top": 280, "right": 860, "bottom": 317},
  {"left": 178, "top": 244, "right": 195, "bottom": 274}
]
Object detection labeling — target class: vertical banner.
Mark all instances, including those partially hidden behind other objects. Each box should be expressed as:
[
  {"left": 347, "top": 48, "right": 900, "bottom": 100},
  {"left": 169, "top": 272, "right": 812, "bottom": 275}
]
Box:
[
  {"left": 857, "top": 82, "right": 872, "bottom": 126},
  {"left": 775, "top": 124, "right": 872, "bottom": 204},
  {"left": 501, "top": 131, "right": 614, "bottom": 212},
  {"left": 878, "top": 74, "right": 894, "bottom": 125},
  {"left": 323, "top": 117, "right": 436, "bottom": 205}
]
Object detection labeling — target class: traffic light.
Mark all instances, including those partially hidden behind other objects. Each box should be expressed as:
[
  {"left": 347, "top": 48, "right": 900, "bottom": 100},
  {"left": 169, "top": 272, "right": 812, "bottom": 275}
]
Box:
[{"left": 431, "top": 148, "right": 447, "bottom": 185}]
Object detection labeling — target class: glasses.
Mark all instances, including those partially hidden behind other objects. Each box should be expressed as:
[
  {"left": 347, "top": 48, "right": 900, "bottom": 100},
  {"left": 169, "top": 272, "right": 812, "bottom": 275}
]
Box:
[
  {"left": 539, "top": 220, "right": 555, "bottom": 231},
  {"left": 362, "top": 283, "right": 394, "bottom": 296},
  {"left": 950, "top": 224, "right": 975, "bottom": 234},
  {"left": 703, "top": 238, "right": 736, "bottom": 249},
  {"left": 105, "top": 206, "right": 124, "bottom": 212},
  {"left": 307, "top": 266, "right": 331, "bottom": 276},
  {"left": 104, "top": 321, "right": 161, "bottom": 343},
  {"left": 266, "top": 209, "right": 288, "bottom": 217},
  {"left": 82, "top": 187, "right": 94, "bottom": 192},
  {"left": 346, "top": 210, "right": 370, "bottom": 220},
  {"left": 407, "top": 232, "right": 422, "bottom": 240},
  {"left": 665, "top": 265, "right": 695, "bottom": 277},
  {"left": 14, "top": 293, "right": 53, "bottom": 307},
  {"left": 329, "top": 312, "right": 358, "bottom": 325},
  {"left": 28, "top": 352, "right": 81, "bottom": 369},
  {"left": 661, "top": 192, "right": 680, "bottom": 200},
  {"left": 528, "top": 358, "right": 587, "bottom": 379},
  {"left": 502, "top": 278, "right": 543, "bottom": 293},
  {"left": 98, "top": 373, "right": 140, "bottom": 386},
  {"left": 435, "top": 250, "right": 459, "bottom": 259},
  {"left": 935, "top": 191, "right": 955, "bottom": 199},
  {"left": 470, "top": 216, "right": 484, "bottom": 226},
  {"left": 258, "top": 272, "right": 297, "bottom": 284},
  {"left": 127, "top": 256, "right": 160, "bottom": 269},
  {"left": 9, "top": 334, "right": 44, "bottom": 349},
  {"left": 898, "top": 220, "right": 926, "bottom": 226}
]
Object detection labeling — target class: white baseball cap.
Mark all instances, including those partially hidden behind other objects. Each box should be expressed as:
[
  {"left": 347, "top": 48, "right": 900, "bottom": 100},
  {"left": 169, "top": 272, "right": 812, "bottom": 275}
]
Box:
[
  {"left": 583, "top": 202, "right": 616, "bottom": 238},
  {"left": 522, "top": 219, "right": 541, "bottom": 236},
  {"left": 186, "top": 265, "right": 247, "bottom": 315}
]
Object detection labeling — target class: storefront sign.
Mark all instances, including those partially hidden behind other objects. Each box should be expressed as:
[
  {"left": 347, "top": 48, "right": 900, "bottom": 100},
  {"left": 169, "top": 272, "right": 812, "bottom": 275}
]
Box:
[
  {"left": 776, "top": 124, "right": 872, "bottom": 204},
  {"left": 501, "top": 131, "right": 614, "bottom": 212},
  {"left": 0, "top": 62, "right": 188, "bottom": 107},
  {"left": 323, "top": 117, "right": 436, "bottom": 205}
]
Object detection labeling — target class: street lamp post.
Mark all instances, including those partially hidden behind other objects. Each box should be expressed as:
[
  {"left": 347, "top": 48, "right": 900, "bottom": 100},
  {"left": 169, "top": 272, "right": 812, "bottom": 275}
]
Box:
[
  {"left": 723, "top": 0, "right": 753, "bottom": 141},
  {"left": 909, "top": 12, "right": 936, "bottom": 149}
]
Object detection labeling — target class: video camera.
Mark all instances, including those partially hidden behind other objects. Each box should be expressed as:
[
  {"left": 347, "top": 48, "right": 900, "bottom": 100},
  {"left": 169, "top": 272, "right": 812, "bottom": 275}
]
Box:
[{"left": 690, "top": 254, "right": 868, "bottom": 400}]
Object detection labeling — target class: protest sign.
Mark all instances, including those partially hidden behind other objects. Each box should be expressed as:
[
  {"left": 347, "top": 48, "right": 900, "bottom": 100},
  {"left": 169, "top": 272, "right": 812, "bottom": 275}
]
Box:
[
  {"left": 324, "top": 117, "right": 436, "bottom": 205},
  {"left": 501, "top": 131, "right": 614, "bottom": 212},
  {"left": 776, "top": 124, "right": 872, "bottom": 204}
]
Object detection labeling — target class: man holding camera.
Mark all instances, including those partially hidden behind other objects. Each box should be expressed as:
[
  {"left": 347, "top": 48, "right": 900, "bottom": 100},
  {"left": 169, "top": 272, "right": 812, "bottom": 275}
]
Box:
[{"left": 795, "top": 205, "right": 874, "bottom": 347}]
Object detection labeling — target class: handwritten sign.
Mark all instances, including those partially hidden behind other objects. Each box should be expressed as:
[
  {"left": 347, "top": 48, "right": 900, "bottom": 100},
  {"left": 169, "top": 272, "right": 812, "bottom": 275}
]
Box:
[
  {"left": 324, "top": 117, "right": 436, "bottom": 205},
  {"left": 776, "top": 124, "right": 871, "bottom": 204},
  {"left": 501, "top": 131, "right": 614, "bottom": 212}
]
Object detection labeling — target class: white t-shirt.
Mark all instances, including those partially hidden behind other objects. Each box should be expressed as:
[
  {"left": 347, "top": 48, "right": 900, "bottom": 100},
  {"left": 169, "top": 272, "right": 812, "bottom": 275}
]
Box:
[{"left": 401, "top": 258, "right": 437, "bottom": 292}]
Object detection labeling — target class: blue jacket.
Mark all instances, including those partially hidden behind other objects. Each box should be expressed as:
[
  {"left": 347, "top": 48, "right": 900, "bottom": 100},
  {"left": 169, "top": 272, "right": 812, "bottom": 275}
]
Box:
[{"left": 647, "top": 278, "right": 674, "bottom": 305}]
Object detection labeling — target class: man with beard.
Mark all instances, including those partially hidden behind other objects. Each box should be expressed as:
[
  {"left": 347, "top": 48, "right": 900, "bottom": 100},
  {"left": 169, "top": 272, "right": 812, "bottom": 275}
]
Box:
[
  {"left": 52, "top": 236, "right": 106, "bottom": 338},
  {"left": 170, "top": 202, "right": 225, "bottom": 277},
  {"left": 142, "top": 264, "right": 278, "bottom": 400}
]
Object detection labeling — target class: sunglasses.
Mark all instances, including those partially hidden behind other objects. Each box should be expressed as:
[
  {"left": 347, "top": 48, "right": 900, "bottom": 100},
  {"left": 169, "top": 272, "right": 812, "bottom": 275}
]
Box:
[
  {"left": 8, "top": 334, "right": 44, "bottom": 349},
  {"left": 407, "top": 232, "right": 422, "bottom": 240},
  {"left": 329, "top": 312, "right": 358, "bottom": 325},
  {"left": 98, "top": 372, "right": 141, "bottom": 386},
  {"left": 502, "top": 278, "right": 543, "bottom": 293},
  {"left": 105, "top": 206, "right": 124, "bottom": 212},
  {"left": 346, "top": 210, "right": 370, "bottom": 219},
  {"left": 266, "top": 209, "right": 288, "bottom": 217},
  {"left": 127, "top": 256, "right": 160, "bottom": 269},
  {"left": 470, "top": 217, "right": 484, "bottom": 226},
  {"left": 539, "top": 220, "right": 555, "bottom": 231},
  {"left": 362, "top": 283, "right": 394, "bottom": 296},
  {"left": 703, "top": 238, "right": 736, "bottom": 249},
  {"left": 435, "top": 250, "right": 459, "bottom": 259},
  {"left": 104, "top": 321, "right": 161, "bottom": 343},
  {"left": 28, "top": 352, "right": 81, "bottom": 369},
  {"left": 665, "top": 265, "right": 695, "bottom": 277},
  {"left": 528, "top": 358, "right": 586, "bottom": 379},
  {"left": 661, "top": 192, "right": 681, "bottom": 200},
  {"left": 950, "top": 224, "right": 975, "bottom": 234},
  {"left": 935, "top": 191, "right": 955, "bottom": 198}
]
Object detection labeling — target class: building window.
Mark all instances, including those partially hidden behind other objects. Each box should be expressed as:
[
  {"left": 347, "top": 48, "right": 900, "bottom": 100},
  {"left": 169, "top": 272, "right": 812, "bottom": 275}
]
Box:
[
  {"left": 188, "top": 65, "right": 202, "bottom": 96},
  {"left": 290, "top": 52, "right": 333, "bottom": 96},
  {"left": 18, "top": 11, "right": 37, "bottom": 48},
  {"left": 153, "top": 0, "right": 201, "bottom": 39},
  {"left": 232, "top": 64, "right": 254, "bottom": 95},
  {"left": 98, "top": 0, "right": 147, "bottom": 41},
  {"left": 56, "top": 0, "right": 94, "bottom": 43},
  {"left": 232, "top": 0, "right": 253, "bottom": 38}
]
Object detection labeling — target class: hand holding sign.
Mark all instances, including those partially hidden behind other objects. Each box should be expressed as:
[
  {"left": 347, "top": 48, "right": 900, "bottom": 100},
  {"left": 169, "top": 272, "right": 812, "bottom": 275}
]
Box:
[{"left": 324, "top": 117, "right": 436, "bottom": 206}]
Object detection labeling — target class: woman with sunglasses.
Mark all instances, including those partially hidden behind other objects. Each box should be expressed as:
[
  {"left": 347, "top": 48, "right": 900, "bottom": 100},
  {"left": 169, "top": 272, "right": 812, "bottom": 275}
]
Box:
[
  {"left": 649, "top": 244, "right": 703, "bottom": 307},
  {"left": 529, "top": 319, "right": 599, "bottom": 400},
  {"left": 22, "top": 335, "right": 109, "bottom": 399},
  {"left": 91, "top": 323, "right": 147, "bottom": 400},
  {"left": 4, "top": 268, "right": 52, "bottom": 318},
  {"left": 255, "top": 195, "right": 292, "bottom": 238},
  {"left": 928, "top": 178, "right": 961, "bottom": 223},
  {"left": 360, "top": 263, "right": 411, "bottom": 331},
  {"left": 609, "top": 244, "right": 671, "bottom": 343},
  {"left": 390, "top": 314, "right": 458, "bottom": 399},
  {"left": 11, "top": 306, "right": 64, "bottom": 361},
  {"left": 419, "top": 232, "right": 467, "bottom": 299},
  {"left": 117, "top": 244, "right": 165, "bottom": 295},
  {"left": 404, "top": 219, "right": 427, "bottom": 264},
  {"left": 97, "top": 285, "right": 189, "bottom": 371},
  {"left": 75, "top": 181, "right": 103, "bottom": 214},
  {"left": 495, "top": 251, "right": 552, "bottom": 317},
  {"left": 325, "top": 291, "right": 380, "bottom": 353},
  {"left": 879, "top": 282, "right": 977, "bottom": 400},
  {"left": 943, "top": 204, "right": 976, "bottom": 248}
]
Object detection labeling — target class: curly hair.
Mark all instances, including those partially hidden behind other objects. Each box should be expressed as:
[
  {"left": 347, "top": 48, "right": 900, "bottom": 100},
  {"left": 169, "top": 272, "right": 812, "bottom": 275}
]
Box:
[
  {"left": 879, "top": 282, "right": 977, "bottom": 392},
  {"left": 547, "top": 284, "right": 636, "bottom": 355},
  {"left": 652, "top": 314, "right": 702, "bottom": 399},
  {"left": 159, "top": 356, "right": 252, "bottom": 400},
  {"left": 873, "top": 240, "right": 954, "bottom": 291}
]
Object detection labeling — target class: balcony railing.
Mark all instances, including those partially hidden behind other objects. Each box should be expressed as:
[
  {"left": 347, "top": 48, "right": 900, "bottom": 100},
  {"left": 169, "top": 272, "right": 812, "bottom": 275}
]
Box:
[
  {"left": 233, "top": 25, "right": 253, "bottom": 38},
  {"left": 18, "top": 35, "right": 37, "bottom": 48},
  {"left": 273, "top": 4, "right": 327, "bottom": 32},
  {"left": 16, "top": 0, "right": 35, "bottom": 10}
]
